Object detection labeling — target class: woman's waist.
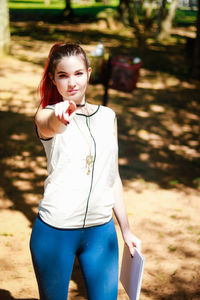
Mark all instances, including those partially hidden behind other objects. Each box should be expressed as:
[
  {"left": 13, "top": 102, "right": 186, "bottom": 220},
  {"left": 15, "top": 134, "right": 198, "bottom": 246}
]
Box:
[{"left": 38, "top": 204, "right": 114, "bottom": 229}]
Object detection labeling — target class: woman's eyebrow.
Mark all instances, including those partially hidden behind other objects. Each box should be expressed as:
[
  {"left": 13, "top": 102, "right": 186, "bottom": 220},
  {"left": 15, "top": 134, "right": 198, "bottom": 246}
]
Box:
[
  {"left": 57, "top": 69, "right": 85, "bottom": 74},
  {"left": 57, "top": 71, "right": 68, "bottom": 74}
]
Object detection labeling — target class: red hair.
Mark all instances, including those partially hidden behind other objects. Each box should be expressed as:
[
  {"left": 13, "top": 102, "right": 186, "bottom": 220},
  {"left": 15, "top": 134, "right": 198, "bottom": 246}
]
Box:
[{"left": 39, "top": 42, "right": 90, "bottom": 108}]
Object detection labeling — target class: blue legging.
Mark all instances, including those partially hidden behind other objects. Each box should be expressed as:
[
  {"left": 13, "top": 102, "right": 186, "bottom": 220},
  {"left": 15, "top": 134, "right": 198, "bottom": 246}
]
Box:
[{"left": 30, "top": 216, "right": 119, "bottom": 300}]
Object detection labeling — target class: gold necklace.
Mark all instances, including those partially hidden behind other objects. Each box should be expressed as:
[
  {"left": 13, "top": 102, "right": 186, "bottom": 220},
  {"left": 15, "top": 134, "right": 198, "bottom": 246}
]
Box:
[{"left": 73, "top": 105, "right": 94, "bottom": 175}]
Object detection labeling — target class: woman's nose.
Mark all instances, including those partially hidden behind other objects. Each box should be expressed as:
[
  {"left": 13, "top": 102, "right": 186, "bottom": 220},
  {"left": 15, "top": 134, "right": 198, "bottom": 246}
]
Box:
[{"left": 68, "top": 76, "right": 76, "bottom": 87}]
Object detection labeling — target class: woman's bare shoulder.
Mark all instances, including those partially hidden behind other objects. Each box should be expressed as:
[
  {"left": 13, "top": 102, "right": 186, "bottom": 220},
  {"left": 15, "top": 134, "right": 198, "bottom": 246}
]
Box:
[{"left": 35, "top": 106, "right": 55, "bottom": 124}]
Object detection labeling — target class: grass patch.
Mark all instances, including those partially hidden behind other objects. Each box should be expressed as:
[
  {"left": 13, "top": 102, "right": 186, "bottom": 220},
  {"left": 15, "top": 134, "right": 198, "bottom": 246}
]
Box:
[
  {"left": 168, "top": 244, "right": 177, "bottom": 252},
  {"left": 0, "top": 232, "right": 14, "bottom": 237},
  {"left": 9, "top": 0, "right": 197, "bottom": 26},
  {"left": 9, "top": 0, "right": 119, "bottom": 17},
  {"left": 169, "top": 180, "right": 179, "bottom": 187},
  {"left": 170, "top": 215, "right": 177, "bottom": 219},
  {"left": 9, "top": 0, "right": 65, "bottom": 9},
  {"left": 174, "top": 8, "right": 197, "bottom": 26}
]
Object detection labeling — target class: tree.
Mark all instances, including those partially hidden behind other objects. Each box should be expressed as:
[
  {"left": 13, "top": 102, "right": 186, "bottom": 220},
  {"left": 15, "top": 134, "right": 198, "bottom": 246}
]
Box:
[
  {"left": 191, "top": 0, "right": 200, "bottom": 78},
  {"left": 0, "top": 0, "right": 10, "bottom": 56},
  {"left": 118, "top": 0, "right": 178, "bottom": 46},
  {"left": 156, "top": 0, "right": 167, "bottom": 37},
  {"left": 118, "top": 0, "right": 159, "bottom": 47},
  {"left": 63, "top": 0, "right": 73, "bottom": 17},
  {"left": 157, "top": 0, "right": 178, "bottom": 40}
]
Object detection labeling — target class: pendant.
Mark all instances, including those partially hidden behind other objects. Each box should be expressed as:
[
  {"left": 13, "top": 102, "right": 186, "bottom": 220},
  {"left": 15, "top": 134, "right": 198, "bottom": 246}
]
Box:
[{"left": 86, "top": 154, "right": 94, "bottom": 175}]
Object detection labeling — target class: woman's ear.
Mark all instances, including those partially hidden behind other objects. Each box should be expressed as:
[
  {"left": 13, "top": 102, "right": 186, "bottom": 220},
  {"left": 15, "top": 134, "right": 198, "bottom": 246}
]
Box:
[
  {"left": 87, "top": 67, "right": 92, "bottom": 82},
  {"left": 49, "top": 72, "right": 55, "bottom": 85}
]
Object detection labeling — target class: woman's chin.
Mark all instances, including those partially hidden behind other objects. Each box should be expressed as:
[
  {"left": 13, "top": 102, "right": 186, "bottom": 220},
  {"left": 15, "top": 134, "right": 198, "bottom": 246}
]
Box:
[{"left": 64, "top": 95, "right": 84, "bottom": 104}]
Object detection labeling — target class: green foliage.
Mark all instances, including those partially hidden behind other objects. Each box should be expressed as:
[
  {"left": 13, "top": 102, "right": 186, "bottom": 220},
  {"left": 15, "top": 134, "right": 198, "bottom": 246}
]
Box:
[
  {"left": 171, "top": 269, "right": 177, "bottom": 276},
  {"left": 72, "top": 0, "right": 119, "bottom": 16},
  {"left": 9, "top": 0, "right": 119, "bottom": 14},
  {"left": 9, "top": 0, "right": 65, "bottom": 9},
  {"left": 169, "top": 180, "right": 179, "bottom": 186},
  {"left": 174, "top": 8, "right": 197, "bottom": 26},
  {"left": 170, "top": 214, "right": 177, "bottom": 219},
  {"left": 72, "top": 5, "right": 117, "bottom": 17},
  {"left": 0, "top": 232, "right": 13, "bottom": 236},
  {"left": 193, "top": 178, "right": 200, "bottom": 189},
  {"left": 168, "top": 244, "right": 177, "bottom": 252},
  {"left": 8, "top": 0, "right": 197, "bottom": 27},
  {"left": 8, "top": 0, "right": 120, "bottom": 20},
  {"left": 187, "top": 226, "right": 195, "bottom": 232}
]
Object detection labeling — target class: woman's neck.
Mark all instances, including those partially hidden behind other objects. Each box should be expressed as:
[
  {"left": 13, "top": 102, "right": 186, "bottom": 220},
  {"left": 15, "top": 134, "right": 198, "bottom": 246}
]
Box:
[
  {"left": 76, "top": 102, "right": 98, "bottom": 116},
  {"left": 76, "top": 103, "right": 85, "bottom": 108},
  {"left": 76, "top": 97, "right": 86, "bottom": 108},
  {"left": 62, "top": 97, "right": 85, "bottom": 108}
]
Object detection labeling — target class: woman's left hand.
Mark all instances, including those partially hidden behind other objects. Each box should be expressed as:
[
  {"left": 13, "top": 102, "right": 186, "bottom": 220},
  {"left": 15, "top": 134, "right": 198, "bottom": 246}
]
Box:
[{"left": 122, "top": 229, "right": 141, "bottom": 256}]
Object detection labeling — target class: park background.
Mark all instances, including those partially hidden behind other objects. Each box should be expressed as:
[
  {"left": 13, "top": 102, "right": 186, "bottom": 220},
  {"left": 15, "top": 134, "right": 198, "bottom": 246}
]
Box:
[{"left": 0, "top": 0, "right": 200, "bottom": 299}]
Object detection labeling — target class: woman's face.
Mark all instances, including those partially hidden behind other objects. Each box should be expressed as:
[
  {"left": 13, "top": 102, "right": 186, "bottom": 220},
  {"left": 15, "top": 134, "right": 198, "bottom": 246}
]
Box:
[{"left": 52, "top": 55, "right": 91, "bottom": 104}]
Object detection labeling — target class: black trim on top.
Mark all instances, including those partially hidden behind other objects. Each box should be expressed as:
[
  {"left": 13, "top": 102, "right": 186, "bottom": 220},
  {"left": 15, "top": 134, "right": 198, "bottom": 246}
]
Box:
[
  {"left": 83, "top": 117, "right": 97, "bottom": 228},
  {"left": 35, "top": 124, "right": 53, "bottom": 141},
  {"left": 76, "top": 105, "right": 100, "bottom": 118},
  {"left": 37, "top": 213, "right": 113, "bottom": 230}
]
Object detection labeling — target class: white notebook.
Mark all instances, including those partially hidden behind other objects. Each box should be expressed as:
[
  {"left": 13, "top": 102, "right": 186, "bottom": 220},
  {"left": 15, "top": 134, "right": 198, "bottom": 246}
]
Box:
[{"left": 120, "top": 245, "right": 145, "bottom": 300}]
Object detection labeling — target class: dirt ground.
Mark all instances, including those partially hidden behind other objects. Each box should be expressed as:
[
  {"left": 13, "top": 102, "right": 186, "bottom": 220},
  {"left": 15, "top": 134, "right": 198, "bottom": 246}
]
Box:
[{"left": 0, "top": 27, "right": 200, "bottom": 300}]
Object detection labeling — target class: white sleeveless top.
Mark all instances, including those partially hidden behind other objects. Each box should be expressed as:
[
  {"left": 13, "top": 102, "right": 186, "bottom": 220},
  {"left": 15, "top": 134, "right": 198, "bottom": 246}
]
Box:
[{"left": 38, "top": 105, "right": 118, "bottom": 229}]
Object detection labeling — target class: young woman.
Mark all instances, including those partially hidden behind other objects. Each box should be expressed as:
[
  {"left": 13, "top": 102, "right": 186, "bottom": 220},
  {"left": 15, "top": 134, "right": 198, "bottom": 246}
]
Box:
[{"left": 30, "top": 42, "right": 140, "bottom": 300}]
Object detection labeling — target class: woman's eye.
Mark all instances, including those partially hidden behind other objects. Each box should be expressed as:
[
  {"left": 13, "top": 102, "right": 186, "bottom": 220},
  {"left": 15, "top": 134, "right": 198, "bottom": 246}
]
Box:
[
  {"left": 76, "top": 72, "right": 83, "bottom": 76},
  {"left": 58, "top": 74, "right": 68, "bottom": 78}
]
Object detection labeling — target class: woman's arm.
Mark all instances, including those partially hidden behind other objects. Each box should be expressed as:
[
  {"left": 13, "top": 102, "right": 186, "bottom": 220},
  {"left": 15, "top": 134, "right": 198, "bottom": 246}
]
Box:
[
  {"left": 113, "top": 119, "right": 141, "bottom": 256},
  {"left": 35, "top": 101, "right": 76, "bottom": 139},
  {"left": 113, "top": 171, "right": 141, "bottom": 256}
]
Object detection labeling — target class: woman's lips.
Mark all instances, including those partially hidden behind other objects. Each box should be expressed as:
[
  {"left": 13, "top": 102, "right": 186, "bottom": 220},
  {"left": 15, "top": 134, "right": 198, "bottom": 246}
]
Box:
[{"left": 68, "top": 89, "right": 78, "bottom": 95}]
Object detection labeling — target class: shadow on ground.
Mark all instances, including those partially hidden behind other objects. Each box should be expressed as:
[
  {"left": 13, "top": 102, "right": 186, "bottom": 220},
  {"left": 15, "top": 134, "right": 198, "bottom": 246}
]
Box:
[
  {"left": 10, "top": 15, "right": 193, "bottom": 79},
  {"left": 0, "top": 82, "right": 199, "bottom": 298},
  {"left": 142, "top": 287, "right": 200, "bottom": 300},
  {"left": 1, "top": 82, "right": 199, "bottom": 225},
  {"left": 114, "top": 86, "right": 200, "bottom": 190},
  {"left": 0, "top": 289, "right": 37, "bottom": 300}
]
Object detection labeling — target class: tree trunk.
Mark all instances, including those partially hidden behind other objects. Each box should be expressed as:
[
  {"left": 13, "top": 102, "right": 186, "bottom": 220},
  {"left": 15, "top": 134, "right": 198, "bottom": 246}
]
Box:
[
  {"left": 130, "top": 0, "right": 147, "bottom": 47},
  {"left": 158, "top": 0, "right": 178, "bottom": 40},
  {"left": 156, "top": 0, "right": 167, "bottom": 38},
  {"left": 118, "top": 0, "right": 130, "bottom": 25},
  {"left": 191, "top": 0, "right": 200, "bottom": 79},
  {"left": 118, "top": 0, "right": 159, "bottom": 47},
  {"left": 0, "top": 0, "right": 10, "bottom": 56},
  {"left": 63, "top": 0, "right": 73, "bottom": 17},
  {"left": 144, "top": 0, "right": 155, "bottom": 20}
]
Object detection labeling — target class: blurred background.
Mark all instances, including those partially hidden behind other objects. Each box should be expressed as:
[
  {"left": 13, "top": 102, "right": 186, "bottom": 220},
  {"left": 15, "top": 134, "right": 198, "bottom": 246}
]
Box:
[{"left": 0, "top": 1, "right": 200, "bottom": 299}]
